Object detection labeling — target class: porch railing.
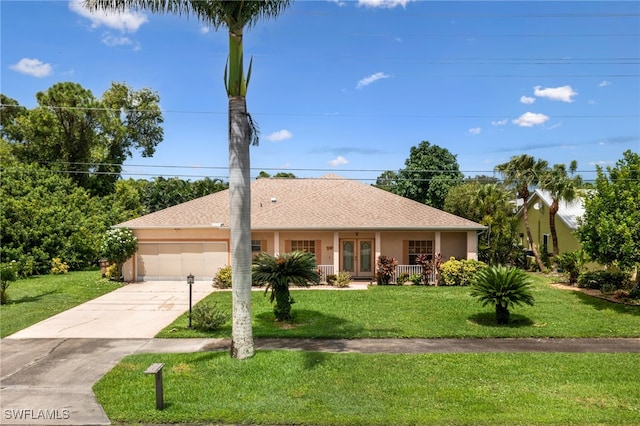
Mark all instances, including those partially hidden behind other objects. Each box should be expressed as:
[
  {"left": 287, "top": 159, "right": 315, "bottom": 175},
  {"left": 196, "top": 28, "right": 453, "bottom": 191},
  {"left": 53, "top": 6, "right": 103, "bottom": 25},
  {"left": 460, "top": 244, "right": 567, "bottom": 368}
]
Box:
[
  {"left": 317, "top": 265, "right": 334, "bottom": 283},
  {"left": 392, "top": 265, "right": 437, "bottom": 285}
]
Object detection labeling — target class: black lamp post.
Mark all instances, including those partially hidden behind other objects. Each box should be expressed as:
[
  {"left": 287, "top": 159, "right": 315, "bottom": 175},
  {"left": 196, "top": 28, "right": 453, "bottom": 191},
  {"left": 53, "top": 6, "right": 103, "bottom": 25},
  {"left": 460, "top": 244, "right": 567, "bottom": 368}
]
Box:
[{"left": 187, "top": 273, "right": 194, "bottom": 328}]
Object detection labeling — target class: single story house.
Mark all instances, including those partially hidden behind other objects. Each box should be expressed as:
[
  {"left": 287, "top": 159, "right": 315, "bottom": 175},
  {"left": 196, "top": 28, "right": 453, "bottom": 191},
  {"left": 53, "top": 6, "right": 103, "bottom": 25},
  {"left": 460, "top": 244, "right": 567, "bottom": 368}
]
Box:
[
  {"left": 515, "top": 188, "right": 585, "bottom": 255},
  {"left": 116, "top": 174, "right": 485, "bottom": 282}
]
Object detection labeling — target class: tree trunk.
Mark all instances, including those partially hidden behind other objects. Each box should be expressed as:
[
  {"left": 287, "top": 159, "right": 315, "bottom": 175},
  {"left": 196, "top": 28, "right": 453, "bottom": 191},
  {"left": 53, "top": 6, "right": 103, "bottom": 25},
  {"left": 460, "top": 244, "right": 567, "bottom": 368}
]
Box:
[
  {"left": 549, "top": 201, "right": 560, "bottom": 258},
  {"left": 495, "top": 304, "right": 510, "bottom": 325},
  {"left": 229, "top": 95, "right": 254, "bottom": 360},
  {"left": 522, "top": 195, "right": 545, "bottom": 271}
]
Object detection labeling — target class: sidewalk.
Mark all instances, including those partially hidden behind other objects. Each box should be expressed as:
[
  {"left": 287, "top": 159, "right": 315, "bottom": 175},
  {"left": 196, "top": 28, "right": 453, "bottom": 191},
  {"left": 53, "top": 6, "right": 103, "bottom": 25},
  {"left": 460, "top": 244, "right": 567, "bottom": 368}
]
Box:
[{"left": 1, "top": 337, "right": 639, "bottom": 425}]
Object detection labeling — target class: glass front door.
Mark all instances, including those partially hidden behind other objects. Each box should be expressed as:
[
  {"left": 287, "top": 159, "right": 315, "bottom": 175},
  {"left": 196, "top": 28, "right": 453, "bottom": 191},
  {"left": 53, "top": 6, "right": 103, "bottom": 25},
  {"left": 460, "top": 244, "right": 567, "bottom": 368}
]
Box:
[{"left": 341, "top": 239, "right": 373, "bottom": 278}]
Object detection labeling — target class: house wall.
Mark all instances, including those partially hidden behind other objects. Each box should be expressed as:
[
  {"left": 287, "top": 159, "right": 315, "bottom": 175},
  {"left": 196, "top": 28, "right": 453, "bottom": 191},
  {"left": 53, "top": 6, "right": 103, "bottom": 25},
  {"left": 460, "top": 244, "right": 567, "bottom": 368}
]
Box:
[
  {"left": 440, "top": 232, "right": 468, "bottom": 260},
  {"left": 517, "top": 203, "right": 582, "bottom": 255}
]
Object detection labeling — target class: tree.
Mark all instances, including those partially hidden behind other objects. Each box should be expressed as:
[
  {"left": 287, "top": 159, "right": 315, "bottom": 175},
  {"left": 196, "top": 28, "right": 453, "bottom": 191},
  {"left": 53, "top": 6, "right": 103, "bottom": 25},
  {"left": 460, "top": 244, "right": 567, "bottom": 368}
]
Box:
[
  {"left": 495, "top": 154, "right": 549, "bottom": 271},
  {"left": 252, "top": 251, "right": 320, "bottom": 321},
  {"left": 0, "top": 141, "right": 110, "bottom": 275},
  {"left": 540, "top": 161, "right": 582, "bottom": 258},
  {"left": 1, "top": 82, "right": 163, "bottom": 196},
  {"left": 444, "top": 182, "right": 520, "bottom": 265},
  {"left": 378, "top": 141, "right": 464, "bottom": 209},
  {"left": 576, "top": 150, "right": 640, "bottom": 285},
  {"left": 470, "top": 265, "right": 535, "bottom": 325},
  {"left": 100, "top": 228, "right": 138, "bottom": 280},
  {"left": 86, "top": 0, "right": 293, "bottom": 359}
]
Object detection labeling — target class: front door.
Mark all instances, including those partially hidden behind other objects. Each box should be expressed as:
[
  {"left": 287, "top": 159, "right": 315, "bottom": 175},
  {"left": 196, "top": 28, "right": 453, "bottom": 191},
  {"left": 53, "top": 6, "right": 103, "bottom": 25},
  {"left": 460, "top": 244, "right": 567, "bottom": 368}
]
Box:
[{"left": 341, "top": 239, "right": 373, "bottom": 278}]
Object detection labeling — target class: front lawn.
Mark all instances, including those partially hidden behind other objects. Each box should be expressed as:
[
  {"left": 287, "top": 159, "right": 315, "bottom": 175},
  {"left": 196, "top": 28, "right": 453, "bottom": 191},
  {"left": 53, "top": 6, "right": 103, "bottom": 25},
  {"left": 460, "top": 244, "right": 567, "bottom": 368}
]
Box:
[
  {"left": 158, "top": 274, "right": 640, "bottom": 338},
  {"left": 95, "top": 351, "right": 640, "bottom": 425},
  {"left": 0, "top": 270, "right": 122, "bottom": 337}
]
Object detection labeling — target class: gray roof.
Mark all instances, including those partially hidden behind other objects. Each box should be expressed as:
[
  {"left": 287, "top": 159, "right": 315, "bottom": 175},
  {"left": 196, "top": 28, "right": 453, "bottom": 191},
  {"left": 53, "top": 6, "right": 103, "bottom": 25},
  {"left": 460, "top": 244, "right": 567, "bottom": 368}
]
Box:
[{"left": 117, "top": 174, "right": 485, "bottom": 231}]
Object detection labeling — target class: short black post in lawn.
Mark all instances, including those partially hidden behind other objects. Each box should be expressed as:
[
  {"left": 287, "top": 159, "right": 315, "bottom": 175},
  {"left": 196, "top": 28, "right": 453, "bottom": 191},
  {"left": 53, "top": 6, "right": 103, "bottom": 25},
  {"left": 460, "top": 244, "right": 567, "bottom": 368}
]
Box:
[{"left": 187, "top": 273, "right": 194, "bottom": 328}]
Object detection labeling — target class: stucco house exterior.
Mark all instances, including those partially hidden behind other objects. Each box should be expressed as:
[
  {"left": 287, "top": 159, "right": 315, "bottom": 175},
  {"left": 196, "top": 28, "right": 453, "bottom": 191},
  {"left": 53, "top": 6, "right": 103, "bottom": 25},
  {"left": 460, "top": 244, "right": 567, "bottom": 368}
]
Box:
[
  {"left": 116, "top": 174, "right": 485, "bottom": 283},
  {"left": 515, "top": 189, "right": 585, "bottom": 256}
]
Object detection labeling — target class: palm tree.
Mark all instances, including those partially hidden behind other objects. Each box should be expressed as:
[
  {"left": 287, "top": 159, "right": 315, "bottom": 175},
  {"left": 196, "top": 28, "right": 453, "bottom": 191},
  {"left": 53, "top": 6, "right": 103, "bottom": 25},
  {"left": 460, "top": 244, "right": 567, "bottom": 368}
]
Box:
[
  {"left": 85, "top": 0, "right": 293, "bottom": 359},
  {"left": 495, "top": 154, "right": 548, "bottom": 272},
  {"left": 541, "top": 161, "right": 582, "bottom": 258},
  {"left": 470, "top": 265, "right": 535, "bottom": 324},
  {"left": 252, "top": 251, "right": 320, "bottom": 321}
]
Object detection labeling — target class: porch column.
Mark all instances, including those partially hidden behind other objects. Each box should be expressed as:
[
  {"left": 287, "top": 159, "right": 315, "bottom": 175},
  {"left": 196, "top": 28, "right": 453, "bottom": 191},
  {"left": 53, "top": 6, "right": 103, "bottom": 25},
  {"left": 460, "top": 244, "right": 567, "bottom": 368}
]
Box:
[
  {"left": 333, "top": 232, "right": 340, "bottom": 274},
  {"left": 467, "top": 231, "right": 478, "bottom": 260},
  {"left": 375, "top": 231, "right": 381, "bottom": 262},
  {"left": 435, "top": 231, "right": 441, "bottom": 254},
  {"left": 273, "top": 231, "right": 280, "bottom": 255}
]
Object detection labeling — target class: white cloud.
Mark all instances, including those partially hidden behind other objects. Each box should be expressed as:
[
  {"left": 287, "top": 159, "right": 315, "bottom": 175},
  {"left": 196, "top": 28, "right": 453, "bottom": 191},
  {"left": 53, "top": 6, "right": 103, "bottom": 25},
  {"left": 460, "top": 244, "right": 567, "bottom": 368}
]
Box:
[
  {"left": 358, "top": 0, "right": 412, "bottom": 8},
  {"left": 102, "top": 34, "right": 133, "bottom": 47},
  {"left": 328, "top": 0, "right": 347, "bottom": 6},
  {"left": 69, "top": 0, "right": 148, "bottom": 33},
  {"left": 533, "top": 85, "right": 577, "bottom": 103},
  {"left": 468, "top": 128, "right": 481, "bottom": 135},
  {"left": 512, "top": 112, "right": 550, "bottom": 127},
  {"left": 10, "top": 58, "right": 52, "bottom": 77},
  {"left": 599, "top": 80, "right": 611, "bottom": 87},
  {"left": 200, "top": 26, "right": 211, "bottom": 34},
  {"left": 356, "top": 72, "right": 390, "bottom": 89},
  {"left": 520, "top": 96, "right": 536, "bottom": 105},
  {"left": 328, "top": 156, "right": 349, "bottom": 167},
  {"left": 491, "top": 119, "right": 508, "bottom": 126},
  {"left": 266, "top": 129, "right": 293, "bottom": 142}
]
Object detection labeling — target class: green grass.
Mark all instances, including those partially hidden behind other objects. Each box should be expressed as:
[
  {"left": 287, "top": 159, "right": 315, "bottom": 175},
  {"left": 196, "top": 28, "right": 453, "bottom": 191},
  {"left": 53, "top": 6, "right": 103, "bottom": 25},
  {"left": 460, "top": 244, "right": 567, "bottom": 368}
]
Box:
[
  {"left": 158, "top": 274, "right": 640, "bottom": 338},
  {"left": 94, "top": 351, "right": 640, "bottom": 425},
  {"left": 0, "top": 270, "right": 122, "bottom": 337}
]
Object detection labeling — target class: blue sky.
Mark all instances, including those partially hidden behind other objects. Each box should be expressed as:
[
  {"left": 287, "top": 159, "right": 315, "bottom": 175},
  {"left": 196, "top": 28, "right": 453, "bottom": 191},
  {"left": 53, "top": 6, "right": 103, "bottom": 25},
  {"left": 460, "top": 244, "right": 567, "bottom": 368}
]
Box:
[{"left": 2, "top": 0, "right": 639, "bottom": 184}]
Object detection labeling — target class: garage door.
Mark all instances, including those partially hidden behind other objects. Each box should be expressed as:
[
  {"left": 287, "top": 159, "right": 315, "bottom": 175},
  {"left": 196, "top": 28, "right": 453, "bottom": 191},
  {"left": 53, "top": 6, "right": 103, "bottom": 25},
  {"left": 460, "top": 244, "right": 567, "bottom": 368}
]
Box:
[{"left": 136, "top": 242, "right": 228, "bottom": 281}]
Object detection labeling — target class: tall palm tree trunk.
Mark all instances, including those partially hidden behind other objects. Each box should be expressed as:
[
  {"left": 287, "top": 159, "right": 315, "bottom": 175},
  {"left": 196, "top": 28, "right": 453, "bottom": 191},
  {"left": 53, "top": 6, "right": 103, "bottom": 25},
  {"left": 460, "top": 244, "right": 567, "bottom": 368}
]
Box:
[
  {"left": 522, "top": 196, "right": 545, "bottom": 271},
  {"left": 549, "top": 201, "right": 560, "bottom": 257},
  {"left": 229, "top": 95, "right": 254, "bottom": 360}
]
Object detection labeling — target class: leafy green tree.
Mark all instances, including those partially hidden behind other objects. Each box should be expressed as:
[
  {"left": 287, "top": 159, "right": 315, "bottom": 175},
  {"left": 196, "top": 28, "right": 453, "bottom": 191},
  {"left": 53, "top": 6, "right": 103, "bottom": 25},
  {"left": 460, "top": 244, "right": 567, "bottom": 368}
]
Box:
[
  {"left": 540, "top": 161, "right": 582, "bottom": 258},
  {"left": 1, "top": 143, "right": 109, "bottom": 275},
  {"left": 252, "top": 251, "right": 320, "bottom": 321},
  {"left": 577, "top": 150, "right": 640, "bottom": 285},
  {"left": 374, "top": 170, "right": 399, "bottom": 193},
  {"left": 379, "top": 141, "right": 463, "bottom": 209},
  {"left": 86, "top": 0, "right": 293, "bottom": 359},
  {"left": 140, "top": 176, "right": 227, "bottom": 213},
  {"left": 1, "top": 81, "right": 163, "bottom": 196},
  {"left": 470, "top": 266, "right": 535, "bottom": 325},
  {"left": 495, "top": 154, "right": 549, "bottom": 272},
  {"left": 444, "top": 182, "right": 520, "bottom": 265},
  {"left": 0, "top": 261, "right": 19, "bottom": 305}
]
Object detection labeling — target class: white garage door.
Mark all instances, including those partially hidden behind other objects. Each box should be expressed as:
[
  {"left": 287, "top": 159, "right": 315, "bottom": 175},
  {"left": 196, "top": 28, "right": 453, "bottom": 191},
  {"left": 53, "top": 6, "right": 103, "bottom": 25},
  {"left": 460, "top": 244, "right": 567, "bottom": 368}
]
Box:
[{"left": 136, "top": 242, "right": 228, "bottom": 281}]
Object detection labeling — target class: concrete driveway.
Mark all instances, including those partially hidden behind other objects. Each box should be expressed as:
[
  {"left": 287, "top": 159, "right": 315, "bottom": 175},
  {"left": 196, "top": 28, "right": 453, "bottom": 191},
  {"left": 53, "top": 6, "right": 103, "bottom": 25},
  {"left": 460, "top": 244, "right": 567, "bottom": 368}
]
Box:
[{"left": 5, "top": 281, "right": 216, "bottom": 339}]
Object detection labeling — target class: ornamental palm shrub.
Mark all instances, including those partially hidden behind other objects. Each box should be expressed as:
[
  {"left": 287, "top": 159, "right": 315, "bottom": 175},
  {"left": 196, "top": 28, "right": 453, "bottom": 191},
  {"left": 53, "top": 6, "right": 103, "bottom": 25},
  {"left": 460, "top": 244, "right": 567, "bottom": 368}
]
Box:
[
  {"left": 252, "top": 251, "right": 320, "bottom": 321},
  {"left": 470, "top": 266, "right": 535, "bottom": 325}
]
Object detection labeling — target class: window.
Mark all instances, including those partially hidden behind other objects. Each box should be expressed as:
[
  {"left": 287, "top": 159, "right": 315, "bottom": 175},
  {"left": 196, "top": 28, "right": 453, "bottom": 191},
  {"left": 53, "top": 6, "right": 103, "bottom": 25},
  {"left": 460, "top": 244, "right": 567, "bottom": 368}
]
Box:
[
  {"left": 291, "top": 240, "right": 316, "bottom": 256},
  {"left": 408, "top": 240, "right": 433, "bottom": 265},
  {"left": 251, "top": 240, "right": 262, "bottom": 252}
]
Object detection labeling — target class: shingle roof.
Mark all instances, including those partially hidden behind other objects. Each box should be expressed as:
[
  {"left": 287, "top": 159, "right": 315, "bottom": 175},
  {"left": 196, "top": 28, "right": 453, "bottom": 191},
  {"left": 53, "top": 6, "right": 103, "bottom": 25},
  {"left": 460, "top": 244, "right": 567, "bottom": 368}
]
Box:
[{"left": 117, "top": 174, "right": 485, "bottom": 231}]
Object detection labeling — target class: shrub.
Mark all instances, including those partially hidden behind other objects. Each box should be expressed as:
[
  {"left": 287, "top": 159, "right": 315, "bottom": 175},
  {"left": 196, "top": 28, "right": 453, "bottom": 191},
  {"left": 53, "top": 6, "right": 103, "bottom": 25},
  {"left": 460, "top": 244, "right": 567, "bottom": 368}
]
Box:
[
  {"left": 409, "top": 273, "right": 422, "bottom": 285},
  {"left": 213, "top": 266, "right": 232, "bottom": 289},
  {"left": 376, "top": 255, "right": 397, "bottom": 285},
  {"left": 191, "top": 302, "right": 229, "bottom": 331},
  {"left": 396, "top": 273, "right": 410, "bottom": 285},
  {"left": 555, "top": 250, "right": 588, "bottom": 285},
  {"left": 1, "top": 261, "right": 18, "bottom": 305},
  {"left": 50, "top": 258, "right": 70, "bottom": 275},
  {"left": 105, "top": 264, "right": 120, "bottom": 280},
  {"left": 470, "top": 266, "right": 535, "bottom": 325},
  {"left": 325, "top": 274, "right": 337, "bottom": 286},
  {"left": 439, "top": 258, "right": 488, "bottom": 286},
  {"left": 100, "top": 228, "right": 137, "bottom": 281},
  {"left": 628, "top": 286, "right": 640, "bottom": 300},
  {"left": 416, "top": 252, "right": 443, "bottom": 285},
  {"left": 578, "top": 270, "right": 631, "bottom": 291},
  {"left": 335, "top": 271, "right": 351, "bottom": 288}
]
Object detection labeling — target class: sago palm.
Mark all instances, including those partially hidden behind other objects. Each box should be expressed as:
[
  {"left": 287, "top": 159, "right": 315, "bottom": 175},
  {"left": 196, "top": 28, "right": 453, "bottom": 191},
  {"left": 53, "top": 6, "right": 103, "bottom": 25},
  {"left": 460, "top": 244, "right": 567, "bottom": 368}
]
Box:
[
  {"left": 252, "top": 251, "right": 320, "bottom": 321},
  {"left": 85, "top": 0, "right": 293, "bottom": 359},
  {"left": 470, "top": 266, "right": 535, "bottom": 325}
]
